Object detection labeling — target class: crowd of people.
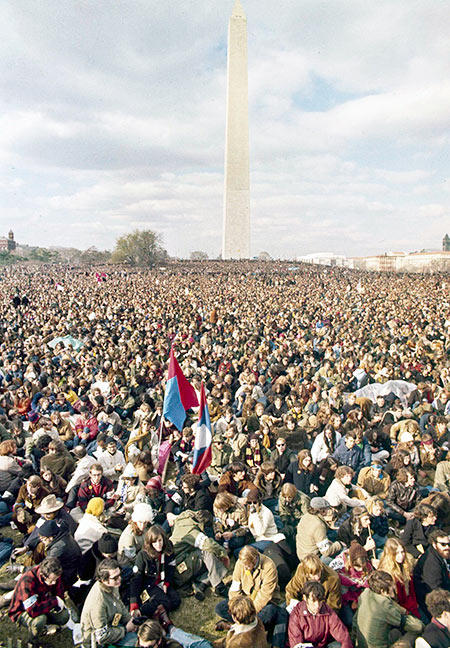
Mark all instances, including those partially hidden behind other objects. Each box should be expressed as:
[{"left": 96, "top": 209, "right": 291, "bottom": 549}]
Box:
[{"left": 0, "top": 261, "right": 448, "bottom": 648}]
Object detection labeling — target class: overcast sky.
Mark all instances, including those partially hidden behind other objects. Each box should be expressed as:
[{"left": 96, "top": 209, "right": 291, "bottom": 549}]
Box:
[{"left": 0, "top": 1, "right": 449, "bottom": 258}]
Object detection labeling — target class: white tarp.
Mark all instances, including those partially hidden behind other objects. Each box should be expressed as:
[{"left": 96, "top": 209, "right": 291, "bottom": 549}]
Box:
[{"left": 346, "top": 379, "right": 418, "bottom": 406}]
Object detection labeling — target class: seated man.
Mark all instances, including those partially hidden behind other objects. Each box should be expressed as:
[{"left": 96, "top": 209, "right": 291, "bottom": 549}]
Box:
[
  {"left": 215, "top": 545, "right": 287, "bottom": 648},
  {"left": 288, "top": 581, "right": 351, "bottom": 648},
  {"left": 356, "top": 570, "right": 423, "bottom": 648},
  {"left": 423, "top": 589, "right": 450, "bottom": 648},
  {"left": 80, "top": 558, "right": 138, "bottom": 647},
  {"left": 8, "top": 556, "right": 69, "bottom": 641},
  {"left": 413, "top": 530, "right": 450, "bottom": 621},
  {"left": 213, "top": 595, "right": 268, "bottom": 648},
  {"left": 71, "top": 462, "right": 115, "bottom": 521}
]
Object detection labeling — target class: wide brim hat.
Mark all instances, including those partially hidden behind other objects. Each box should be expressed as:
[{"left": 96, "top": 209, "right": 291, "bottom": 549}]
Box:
[{"left": 35, "top": 494, "right": 64, "bottom": 515}]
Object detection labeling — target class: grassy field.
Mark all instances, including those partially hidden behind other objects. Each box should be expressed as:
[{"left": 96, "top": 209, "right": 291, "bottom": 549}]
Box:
[{"left": 0, "top": 523, "right": 227, "bottom": 647}]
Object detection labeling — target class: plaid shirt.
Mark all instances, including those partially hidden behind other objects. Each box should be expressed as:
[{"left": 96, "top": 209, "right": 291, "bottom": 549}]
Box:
[
  {"left": 76, "top": 475, "right": 115, "bottom": 511},
  {"left": 8, "top": 565, "right": 65, "bottom": 621}
]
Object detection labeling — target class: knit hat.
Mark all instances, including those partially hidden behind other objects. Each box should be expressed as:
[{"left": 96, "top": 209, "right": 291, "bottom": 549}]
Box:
[
  {"left": 398, "top": 431, "right": 414, "bottom": 443},
  {"left": 98, "top": 533, "right": 118, "bottom": 555},
  {"left": 38, "top": 520, "right": 59, "bottom": 538},
  {"left": 310, "top": 497, "right": 330, "bottom": 509},
  {"left": 146, "top": 475, "right": 162, "bottom": 491},
  {"left": 131, "top": 503, "right": 154, "bottom": 524},
  {"left": 86, "top": 497, "right": 105, "bottom": 517},
  {"left": 349, "top": 540, "right": 368, "bottom": 564}
]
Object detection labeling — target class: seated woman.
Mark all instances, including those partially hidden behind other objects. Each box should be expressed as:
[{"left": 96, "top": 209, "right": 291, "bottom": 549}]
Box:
[
  {"left": 337, "top": 507, "right": 377, "bottom": 558},
  {"left": 12, "top": 474, "right": 49, "bottom": 535},
  {"left": 213, "top": 491, "right": 250, "bottom": 556},
  {"left": 286, "top": 552, "right": 342, "bottom": 613},
  {"left": 0, "top": 439, "right": 23, "bottom": 526},
  {"left": 365, "top": 496, "right": 389, "bottom": 550},
  {"left": 40, "top": 466, "right": 67, "bottom": 500},
  {"left": 254, "top": 462, "right": 283, "bottom": 514},
  {"left": 400, "top": 502, "right": 437, "bottom": 559},
  {"left": 241, "top": 434, "right": 269, "bottom": 477},
  {"left": 378, "top": 538, "right": 420, "bottom": 618},
  {"left": 114, "top": 463, "right": 145, "bottom": 520},
  {"left": 130, "top": 525, "right": 181, "bottom": 618},
  {"left": 218, "top": 462, "right": 255, "bottom": 498},
  {"left": 329, "top": 541, "right": 372, "bottom": 626},
  {"left": 284, "top": 449, "right": 319, "bottom": 497},
  {"left": 118, "top": 503, "right": 155, "bottom": 568}
]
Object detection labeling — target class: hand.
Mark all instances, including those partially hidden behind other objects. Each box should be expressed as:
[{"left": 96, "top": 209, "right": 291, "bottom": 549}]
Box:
[
  {"left": 163, "top": 583, "right": 168, "bottom": 594},
  {"left": 12, "top": 547, "right": 28, "bottom": 558},
  {"left": 223, "top": 531, "right": 233, "bottom": 541},
  {"left": 364, "top": 538, "right": 376, "bottom": 552},
  {"left": 221, "top": 555, "right": 230, "bottom": 569},
  {"left": 404, "top": 511, "right": 415, "bottom": 520},
  {"left": 131, "top": 608, "right": 140, "bottom": 617},
  {"left": 126, "top": 618, "right": 137, "bottom": 632}
]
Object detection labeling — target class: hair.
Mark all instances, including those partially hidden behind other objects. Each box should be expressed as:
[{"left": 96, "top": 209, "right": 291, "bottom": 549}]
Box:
[
  {"left": 239, "top": 545, "right": 260, "bottom": 568},
  {"left": 96, "top": 558, "right": 120, "bottom": 582},
  {"left": 348, "top": 506, "right": 370, "bottom": 535},
  {"left": 297, "top": 449, "right": 313, "bottom": 471},
  {"left": 246, "top": 489, "right": 261, "bottom": 504},
  {"left": 27, "top": 475, "right": 43, "bottom": 488},
  {"left": 390, "top": 448, "right": 411, "bottom": 470},
  {"left": 302, "top": 580, "right": 325, "bottom": 601},
  {"left": 259, "top": 461, "right": 276, "bottom": 476},
  {"left": 230, "top": 461, "right": 246, "bottom": 475},
  {"left": 214, "top": 491, "right": 236, "bottom": 513},
  {"left": 281, "top": 483, "right": 298, "bottom": 499},
  {"left": 0, "top": 439, "right": 16, "bottom": 456},
  {"left": 73, "top": 445, "right": 87, "bottom": 459},
  {"left": 365, "top": 496, "right": 384, "bottom": 516},
  {"left": 137, "top": 619, "right": 164, "bottom": 643},
  {"left": 378, "top": 538, "right": 414, "bottom": 593},
  {"left": 425, "top": 589, "right": 450, "bottom": 619},
  {"left": 181, "top": 473, "right": 200, "bottom": 490},
  {"left": 39, "top": 556, "right": 62, "bottom": 578},
  {"left": 143, "top": 525, "right": 173, "bottom": 558},
  {"left": 48, "top": 439, "right": 64, "bottom": 453},
  {"left": 396, "top": 468, "right": 413, "bottom": 484},
  {"left": 429, "top": 529, "right": 450, "bottom": 545},
  {"left": 335, "top": 465, "right": 354, "bottom": 480},
  {"left": 322, "top": 425, "right": 339, "bottom": 453},
  {"left": 90, "top": 462, "right": 103, "bottom": 474},
  {"left": 368, "top": 570, "right": 396, "bottom": 597},
  {"left": 413, "top": 502, "right": 436, "bottom": 521},
  {"left": 228, "top": 595, "right": 257, "bottom": 625},
  {"left": 301, "top": 554, "right": 323, "bottom": 579}
]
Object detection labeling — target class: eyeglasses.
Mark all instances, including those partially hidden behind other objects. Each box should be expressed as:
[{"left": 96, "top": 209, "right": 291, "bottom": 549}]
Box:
[
  {"left": 437, "top": 541, "right": 450, "bottom": 547},
  {"left": 276, "top": 443, "right": 286, "bottom": 447}
]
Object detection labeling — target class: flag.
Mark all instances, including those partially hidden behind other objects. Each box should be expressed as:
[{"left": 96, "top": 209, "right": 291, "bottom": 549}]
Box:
[
  {"left": 162, "top": 346, "right": 199, "bottom": 431},
  {"left": 192, "top": 382, "right": 212, "bottom": 475}
]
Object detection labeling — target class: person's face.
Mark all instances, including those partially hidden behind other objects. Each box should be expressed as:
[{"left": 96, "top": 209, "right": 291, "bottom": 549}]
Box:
[
  {"left": 406, "top": 474, "right": 415, "bottom": 487},
  {"left": 423, "top": 513, "right": 437, "bottom": 527},
  {"left": 433, "top": 536, "right": 450, "bottom": 559},
  {"left": 90, "top": 469, "right": 102, "bottom": 485},
  {"left": 360, "top": 515, "right": 371, "bottom": 528},
  {"left": 42, "top": 470, "right": 52, "bottom": 482},
  {"left": 341, "top": 472, "right": 352, "bottom": 485},
  {"left": 302, "top": 456, "right": 312, "bottom": 468},
  {"left": 235, "top": 470, "right": 245, "bottom": 481},
  {"left": 135, "top": 520, "right": 147, "bottom": 533},
  {"left": 345, "top": 437, "right": 355, "bottom": 449},
  {"left": 107, "top": 443, "right": 116, "bottom": 455},
  {"left": 27, "top": 482, "right": 40, "bottom": 496},
  {"left": 266, "top": 472, "right": 275, "bottom": 482},
  {"left": 152, "top": 536, "right": 164, "bottom": 553},
  {"left": 105, "top": 568, "right": 122, "bottom": 587},
  {"left": 395, "top": 545, "right": 406, "bottom": 564},
  {"left": 305, "top": 594, "right": 322, "bottom": 616},
  {"left": 276, "top": 440, "right": 286, "bottom": 453},
  {"left": 42, "top": 572, "right": 59, "bottom": 586},
  {"left": 372, "top": 502, "right": 382, "bottom": 517},
  {"left": 250, "top": 438, "right": 258, "bottom": 448}
]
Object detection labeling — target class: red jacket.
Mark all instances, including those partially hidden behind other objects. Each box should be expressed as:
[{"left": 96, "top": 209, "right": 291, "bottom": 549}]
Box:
[
  {"left": 75, "top": 414, "right": 98, "bottom": 440},
  {"left": 288, "top": 601, "right": 353, "bottom": 648}
]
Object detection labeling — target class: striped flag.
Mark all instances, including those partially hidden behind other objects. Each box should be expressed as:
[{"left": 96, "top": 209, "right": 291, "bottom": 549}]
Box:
[
  {"left": 192, "top": 382, "right": 212, "bottom": 475},
  {"left": 162, "top": 346, "right": 199, "bottom": 431}
]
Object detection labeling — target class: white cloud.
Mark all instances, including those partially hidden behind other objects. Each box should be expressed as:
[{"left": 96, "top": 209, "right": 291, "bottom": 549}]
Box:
[{"left": 0, "top": 1, "right": 449, "bottom": 257}]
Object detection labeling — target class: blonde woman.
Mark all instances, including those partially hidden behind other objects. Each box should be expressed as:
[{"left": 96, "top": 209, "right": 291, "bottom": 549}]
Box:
[{"left": 378, "top": 537, "right": 420, "bottom": 618}]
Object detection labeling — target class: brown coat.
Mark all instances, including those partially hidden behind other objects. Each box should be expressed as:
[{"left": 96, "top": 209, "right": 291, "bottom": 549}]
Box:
[
  {"left": 215, "top": 618, "right": 268, "bottom": 648},
  {"left": 285, "top": 562, "right": 342, "bottom": 611},
  {"left": 230, "top": 554, "right": 281, "bottom": 613}
]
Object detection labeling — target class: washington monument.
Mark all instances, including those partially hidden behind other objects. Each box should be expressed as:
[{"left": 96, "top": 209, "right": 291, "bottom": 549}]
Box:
[{"left": 222, "top": 0, "right": 250, "bottom": 260}]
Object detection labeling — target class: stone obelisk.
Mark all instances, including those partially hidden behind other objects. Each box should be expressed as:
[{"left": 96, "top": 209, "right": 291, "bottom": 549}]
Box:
[{"left": 222, "top": 0, "right": 250, "bottom": 260}]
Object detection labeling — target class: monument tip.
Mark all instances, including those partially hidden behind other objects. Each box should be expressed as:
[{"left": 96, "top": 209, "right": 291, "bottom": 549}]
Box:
[{"left": 232, "top": 0, "right": 246, "bottom": 18}]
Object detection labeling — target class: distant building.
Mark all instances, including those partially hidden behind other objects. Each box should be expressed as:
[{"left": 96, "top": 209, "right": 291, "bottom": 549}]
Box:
[
  {"left": 351, "top": 251, "right": 450, "bottom": 273},
  {"left": 443, "top": 233, "right": 450, "bottom": 252},
  {"left": 297, "top": 252, "right": 350, "bottom": 267},
  {"left": 0, "top": 230, "right": 16, "bottom": 252}
]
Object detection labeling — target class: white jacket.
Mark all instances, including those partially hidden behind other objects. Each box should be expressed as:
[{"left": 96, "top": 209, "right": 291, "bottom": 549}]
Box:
[
  {"left": 248, "top": 505, "right": 285, "bottom": 543},
  {"left": 325, "top": 478, "right": 364, "bottom": 510},
  {"left": 65, "top": 455, "right": 96, "bottom": 493},
  {"left": 74, "top": 513, "right": 108, "bottom": 553},
  {"left": 311, "top": 431, "right": 342, "bottom": 464},
  {"left": 98, "top": 449, "right": 126, "bottom": 479}
]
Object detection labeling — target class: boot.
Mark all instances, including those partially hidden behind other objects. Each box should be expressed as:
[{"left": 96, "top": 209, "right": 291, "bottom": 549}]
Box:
[
  {"left": 192, "top": 581, "right": 207, "bottom": 601},
  {"left": 0, "top": 579, "right": 17, "bottom": 591},
  {"left": 153, "top": 604, "right": 173, "bottom": 633}
]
